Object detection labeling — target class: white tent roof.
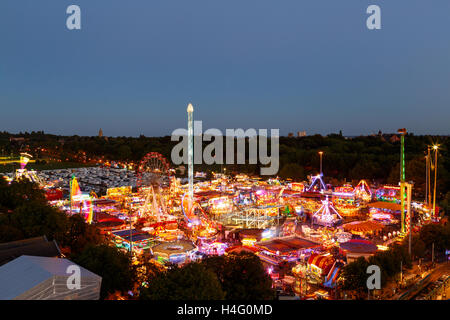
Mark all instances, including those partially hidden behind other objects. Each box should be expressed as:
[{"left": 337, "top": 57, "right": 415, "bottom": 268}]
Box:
[{"left": 0, "top": 255, "right": 101, "bottom": 300}]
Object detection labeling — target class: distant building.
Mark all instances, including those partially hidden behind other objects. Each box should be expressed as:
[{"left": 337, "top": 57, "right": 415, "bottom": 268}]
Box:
[
  {"left": 288, "top": 133, "right": 294, "bottom": 138},
  {"left": 99, "top": 128, "right": 103, "bottom": 138},
  {"left": 297, "top": 131, "right": 307, "bottom": 137}
]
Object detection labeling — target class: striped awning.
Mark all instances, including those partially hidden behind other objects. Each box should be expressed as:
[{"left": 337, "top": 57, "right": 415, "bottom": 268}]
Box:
[
  {"left": 307, "top": 253, "right": 334, "bottom": 274},
  {"left": 343, "top": 220, "right": 384, "bottom": 233}
]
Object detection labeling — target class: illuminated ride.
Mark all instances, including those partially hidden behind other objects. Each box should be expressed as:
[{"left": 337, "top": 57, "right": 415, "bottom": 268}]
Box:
[
  {"left": 354, "top": 180, "right": 372, "bottom": 202},
  {"left": 253, "top": 188, "right": 278, "bottom": 204},
  {"left": 279, "top": 219, "right": 297, "bottom": 237},
  {"left": 230, "top": 205, "right": 282, "bottom": 229},
  {"left": 181, "top": 193, "right": 218, "bottom": 239},
  {"left": 376, "top": 185, "right": 401, "bottom": 203},
  {"left": 12, "top": 153, "right": 44, "bottom": 186},
  {"left": 306, "top": 253, "right": 335, "bottom": 285},
  {"left": 332, "top": 184, "right": 358, "bottom": 215},
  {"left": 312, "top": 197, "right": 343, "bottom": 227},
  {"left": 69, "top": 176, "right": 94, "bottom": 224},
  {"left": 136, "top": 152, "right": 171, "bottom": 221},
  {"left": 207, "top": 196, "right": 233, "bottom": 218},
  {"left": 290, "top": 182, "right": 305, "bottom": 192},
  {"left": 306, "top": 174, "right": 327, "bottom": 192},
  {"left": 136, "top": 152, "right": 171, "bottom": 186},
  {"left": 369, "top": 208, "right": 395, "bottom": 225}
]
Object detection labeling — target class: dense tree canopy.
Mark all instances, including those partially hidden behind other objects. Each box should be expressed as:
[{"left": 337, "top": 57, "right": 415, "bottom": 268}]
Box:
[
  {"left": 140, "top": 252, "right": 275, "bottom": 300},
  {"left": 202, "top": 252, "right": 276, "bottom": 300},
  {"left": 72, "top": 244, "right": 137, "bottom": 299},
  {"left": 2, "top": 131, "right": 448, "bottom": 203},
  {"left": 139, "top": 262, "right": 225, "bottom": 300}
]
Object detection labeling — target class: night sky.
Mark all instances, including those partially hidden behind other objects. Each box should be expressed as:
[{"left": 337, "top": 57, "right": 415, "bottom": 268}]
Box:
[{"left": 1, "top": 1, "right": 449, "bottom": 137}]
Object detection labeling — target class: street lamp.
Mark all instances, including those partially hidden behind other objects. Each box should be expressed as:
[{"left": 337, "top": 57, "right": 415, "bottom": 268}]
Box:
[{"left": 318, "top": 151, "right": 323, "bottom": 175}]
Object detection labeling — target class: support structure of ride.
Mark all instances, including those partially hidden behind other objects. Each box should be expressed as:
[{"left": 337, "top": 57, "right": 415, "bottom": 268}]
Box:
[
  {"left": 312, "top": 197, "right": 343, "bottom": 227},
  {"left": 307, "top": 173, "right": 327, "bottom": 192},
  {"left": 231, "top": 206, "right": 282, "bottom": 229}
]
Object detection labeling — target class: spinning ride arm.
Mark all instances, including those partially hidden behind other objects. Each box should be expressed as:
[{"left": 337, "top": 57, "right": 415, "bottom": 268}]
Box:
[{"left": 181, "top": 193, "right": 212, "bottom": 228}]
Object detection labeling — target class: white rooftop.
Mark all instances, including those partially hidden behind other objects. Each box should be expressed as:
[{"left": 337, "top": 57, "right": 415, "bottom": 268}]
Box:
[{"left": 0, "top": 255, "right": 101, "bottom": 300}]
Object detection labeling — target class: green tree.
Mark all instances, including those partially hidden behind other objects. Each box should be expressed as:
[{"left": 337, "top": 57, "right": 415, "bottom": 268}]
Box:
[
  {"left": 0, "top": 224, "right": 24, "bottom": 243},
  {"left": 411, "top": 236, "right": 426, "bottom": 259},
  {"left": 279, "top": 163, "right": 305, "bottom": 181},
  {"left": 63, "top": 214, "right": 105, "bottom": 255},
  {"left": 0, "top": 179, "right": 47, "bottom": 211},
  {"left": 440, "top": 191, "right": 450, "bottom": 216},
  {"left": 341, "top": 257, "right": 370, "bottom": 295},
  {"left": 72, "top": 244, "right": 136, "bottom": 299},
  {"left": 9, "top": 201, "right": 68, "bottom": 242},
  {"left": 202, "top": 252, "right": 276, "bottom": 300},
  {"left": 139, "top": 262, "right": 225, "bottom": 300},
  {"left": 419, "top": 223, "right": 449, "bottom": 253},
  {"left": 135, "top": 253, "right": 165, "bottom": 288}
]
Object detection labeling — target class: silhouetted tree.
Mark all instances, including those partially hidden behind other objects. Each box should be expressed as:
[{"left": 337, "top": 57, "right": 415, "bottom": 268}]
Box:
[
  {"left": 72, "top": 244, "right": 136, "bottom": 299},
  {"left": 139, "top": 262, "right": 225, "bottom": 300}
]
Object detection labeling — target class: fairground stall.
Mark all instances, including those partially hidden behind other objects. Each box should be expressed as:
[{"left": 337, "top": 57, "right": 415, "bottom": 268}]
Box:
[{"left": 150, "top": 240, "right": 197, "bottom": 264}]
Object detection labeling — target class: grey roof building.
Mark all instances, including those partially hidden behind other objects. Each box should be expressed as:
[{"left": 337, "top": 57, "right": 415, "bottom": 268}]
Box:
[
  {"left": 0, "top": 255, "right": 102, "bottom": 300},
  {"left": 0, "top": 236, "right": 61, "bottom": 266}
]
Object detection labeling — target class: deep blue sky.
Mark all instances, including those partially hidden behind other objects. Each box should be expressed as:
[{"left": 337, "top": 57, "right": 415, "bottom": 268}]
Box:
[{"left": 1, "top": 1, "right": 449, "bottom": 137}]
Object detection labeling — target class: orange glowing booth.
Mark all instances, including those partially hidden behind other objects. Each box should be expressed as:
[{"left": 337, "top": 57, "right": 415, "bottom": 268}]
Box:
[{"left": 342, "top": 220, "right": 384, "bottom": 236}]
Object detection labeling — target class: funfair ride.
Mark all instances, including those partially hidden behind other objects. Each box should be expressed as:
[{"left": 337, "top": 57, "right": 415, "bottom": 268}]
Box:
[
  {"left": 354, "top": 180, "right": 372, "bottom": 202},
  {"left": 69, "top": 176, "right": 94, "bottom": 224},
  {"left": 312, "top": 197, "right": 343, "bottom": 227},
  {"left": 13, "top": 153, "right": 44, "bottom": 186},
  {"left": 136, "top": 152, "right": 172, "bottom": 222},
  {"left": 181, "top": 193, "right": 218, "bottom": 240}
]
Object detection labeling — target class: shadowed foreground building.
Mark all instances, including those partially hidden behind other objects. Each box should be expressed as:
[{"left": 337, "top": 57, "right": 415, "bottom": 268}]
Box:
[
  {"left": 0, "top": 236, "right": 61, "bottom": 266},
  {"left": 0, "top": 255, "right": 102, "bottom": 300}
]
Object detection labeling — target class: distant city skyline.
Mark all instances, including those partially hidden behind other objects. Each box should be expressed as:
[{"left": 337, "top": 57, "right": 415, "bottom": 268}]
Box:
[{"left": 1, "top": 1, "right": 450, "bottom": 137}]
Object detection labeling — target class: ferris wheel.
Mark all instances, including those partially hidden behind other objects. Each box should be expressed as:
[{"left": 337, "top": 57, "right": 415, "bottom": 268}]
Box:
[
  {"left": 136, "top": 152, "right": 171, "bottom": 189},
  {"left": 136, "top": 152, "right": 171, "bottom": 220}
]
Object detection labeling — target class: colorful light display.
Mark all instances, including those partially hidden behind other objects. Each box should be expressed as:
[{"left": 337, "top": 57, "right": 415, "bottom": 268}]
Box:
[
  {"left": 69, "top": 176, "right": 93, "bottom": 224},
  {"left": 307, "top": 174, "right": 327, "bottom": 192},
  {"left": 312, "top": 197, "right": 343, "bottom": 227}
]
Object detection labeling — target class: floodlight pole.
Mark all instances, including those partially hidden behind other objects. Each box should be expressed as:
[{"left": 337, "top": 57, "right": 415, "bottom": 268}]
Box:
[
  {"left": 432, "top": 147, "right": 438, "bottom": 218},
  {"left": 318, "top": 151, "right": 323, "bottom": 175}
]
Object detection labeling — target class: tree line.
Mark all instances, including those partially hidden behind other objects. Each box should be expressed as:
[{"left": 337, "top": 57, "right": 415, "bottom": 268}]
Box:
[{"left": 1, "top": 131, "right": 449, "bottom": 211}]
